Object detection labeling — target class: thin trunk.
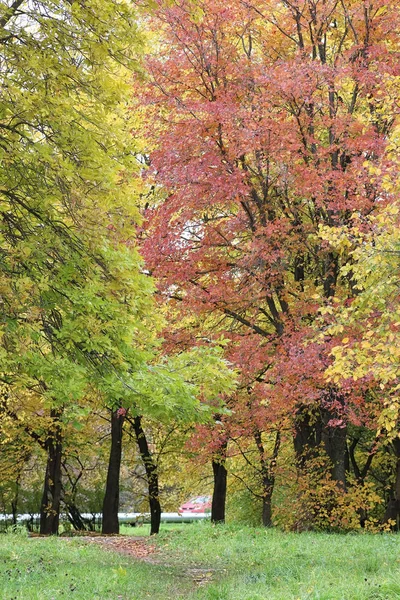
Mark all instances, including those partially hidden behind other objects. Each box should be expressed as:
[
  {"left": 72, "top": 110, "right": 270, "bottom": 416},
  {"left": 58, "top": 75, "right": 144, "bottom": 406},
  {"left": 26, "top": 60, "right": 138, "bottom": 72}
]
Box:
[
  {"left": 211, "top": 439, "right": 228, "bottom": 524},
  {"left": 40, "top": 409, "right": 63, "bottom": 535},
  {"left": 102, "top": 408, "right": 125, "bottom": 534},
  {"left": 132, "top": 415, "right": 161, "bottom": 535},
  {"left": 11, "top": 474, "right": 21, "bottom": 526},
  {"left": 62, "top": 461, "right": 91, "bottom": 530},
  {"left": 66, "top": 502, "right": 91, "bottom": 531},
  {"left": 349, "top": 437, "right": 376, "bottom": 527}
]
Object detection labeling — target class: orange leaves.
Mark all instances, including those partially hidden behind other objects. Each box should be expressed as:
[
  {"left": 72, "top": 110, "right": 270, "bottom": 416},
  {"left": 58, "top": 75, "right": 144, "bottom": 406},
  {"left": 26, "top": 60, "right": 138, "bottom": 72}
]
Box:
[{"left": 136, "top": 0, "right": 400, "bottom": 525}]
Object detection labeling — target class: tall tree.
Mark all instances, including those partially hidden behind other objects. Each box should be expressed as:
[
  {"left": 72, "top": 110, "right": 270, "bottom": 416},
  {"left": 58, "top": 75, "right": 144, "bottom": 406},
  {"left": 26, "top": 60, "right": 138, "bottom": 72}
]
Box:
[
  {"left": 0, "top": 0, "right": 157, "bottom": 533},
  {"left": 323, "top": 192, "right": 400, "bottom": 523},
  {"left": 137, "top": 0, "right": 399, "bottom": 525}
]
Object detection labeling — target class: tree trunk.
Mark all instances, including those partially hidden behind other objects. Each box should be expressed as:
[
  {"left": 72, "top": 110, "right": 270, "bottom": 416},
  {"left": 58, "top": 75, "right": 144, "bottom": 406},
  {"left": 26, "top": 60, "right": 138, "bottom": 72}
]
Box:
[
  {"left": 261, "top": 485, "right": 273, "bottom": 527},
  {"left": 255, "top": 429, "right": 280, "bottom": 527},
  {"left": 102, "top": 408, "right": 125, "bottom": 534},
  {"left": 321, "top": 390, "right": 348, "bottom": 489},
  {"left": 348, "top": 436, "right": 375, "bottom": 528},
  {"left": 11, "top": 474, "right": 21, "bottom": 526},
  {"left": 383, "top": 439, "right": 400, "bottom": 530},
  {"left": 40, "top": 410, "right": 63, "bottom": 535},
  {"left": 294, "top": 399, "right": 347, "bottom": 489},
  {"left": 293, "top": 406, "right": 322, "bottom": 468},
  {"left": 132, "top": 415, "right": 161, "bottom": 535},
  {"left": 211, "top": 439, "right": 228, "bottom": 524},
  {"left": 321, "top": 418, "right": 348, "bottom": 489},
  {"left": 66, "top": 502, "right": 91, "bottom": 531}
]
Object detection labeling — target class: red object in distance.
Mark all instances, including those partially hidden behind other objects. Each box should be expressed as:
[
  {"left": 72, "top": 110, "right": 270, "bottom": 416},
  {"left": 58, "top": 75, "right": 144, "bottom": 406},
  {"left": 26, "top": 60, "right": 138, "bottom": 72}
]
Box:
[{"left": 178, "top": 495, "right": 212, "bottom": 514}]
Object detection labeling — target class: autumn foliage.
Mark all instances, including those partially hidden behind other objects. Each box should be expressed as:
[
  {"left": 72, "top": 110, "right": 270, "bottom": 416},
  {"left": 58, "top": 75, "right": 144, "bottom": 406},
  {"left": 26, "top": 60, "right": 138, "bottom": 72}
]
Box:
[
  {"left": 1, "top": 0, "right": 400, "bottom": 532},
  {"left": 137, "top": 0, "right": 400, "bottom": 527}
]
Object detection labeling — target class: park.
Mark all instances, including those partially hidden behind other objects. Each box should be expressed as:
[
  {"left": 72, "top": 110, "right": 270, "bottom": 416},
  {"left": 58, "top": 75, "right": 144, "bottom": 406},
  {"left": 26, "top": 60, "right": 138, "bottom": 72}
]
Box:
[{"left": 0, "top": 0, "right": 399, "bottom": 598}]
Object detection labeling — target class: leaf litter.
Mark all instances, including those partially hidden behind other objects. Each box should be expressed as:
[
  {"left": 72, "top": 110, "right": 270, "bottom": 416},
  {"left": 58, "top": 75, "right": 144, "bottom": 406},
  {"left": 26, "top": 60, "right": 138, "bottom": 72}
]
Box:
[{"left": 80, "top": 535, "right": 216, "bottom": 586}]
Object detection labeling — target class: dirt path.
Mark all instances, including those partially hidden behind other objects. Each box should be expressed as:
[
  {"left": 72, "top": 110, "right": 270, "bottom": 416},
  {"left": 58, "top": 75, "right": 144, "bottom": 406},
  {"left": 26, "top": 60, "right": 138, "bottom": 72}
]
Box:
[
  {"left": 81, "top": 535, "right": 216, "bottom": 586},
  {"left": 82, "top": 535, "right": 157, "bottom": 560}
]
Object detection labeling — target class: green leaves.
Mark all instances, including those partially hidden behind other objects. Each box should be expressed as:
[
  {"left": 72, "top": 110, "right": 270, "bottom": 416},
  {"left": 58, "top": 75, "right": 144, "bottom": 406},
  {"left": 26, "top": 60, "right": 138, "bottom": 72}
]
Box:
[
  {"left": 0, "top": 2, "right": 152, "bottom": 414},
  {"left": 0, "top": 1, "right": 235, "bottom": 440}
]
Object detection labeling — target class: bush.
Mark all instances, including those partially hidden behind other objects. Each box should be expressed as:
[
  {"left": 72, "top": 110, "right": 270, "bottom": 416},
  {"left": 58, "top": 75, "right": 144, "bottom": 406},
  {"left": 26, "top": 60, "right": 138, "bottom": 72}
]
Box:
[{"left": 273, "top": 454, "right": 384, "bottom": 532}]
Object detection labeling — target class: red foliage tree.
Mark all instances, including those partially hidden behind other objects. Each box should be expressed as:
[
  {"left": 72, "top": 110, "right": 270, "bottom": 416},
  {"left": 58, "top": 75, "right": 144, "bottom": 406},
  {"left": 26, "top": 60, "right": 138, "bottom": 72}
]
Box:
[{"left": 137, "top": 0, "right": 400, "bottom": 524}]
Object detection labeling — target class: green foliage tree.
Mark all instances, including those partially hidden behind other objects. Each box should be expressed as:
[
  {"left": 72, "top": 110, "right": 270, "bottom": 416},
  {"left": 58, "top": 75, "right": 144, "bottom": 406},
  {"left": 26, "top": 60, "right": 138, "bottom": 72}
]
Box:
[
  {"left": 0, "top": 0, "right": 153, "bottom": 534},
  {"left": 0, "top": 0, "right": 236, "bottom": 534}
]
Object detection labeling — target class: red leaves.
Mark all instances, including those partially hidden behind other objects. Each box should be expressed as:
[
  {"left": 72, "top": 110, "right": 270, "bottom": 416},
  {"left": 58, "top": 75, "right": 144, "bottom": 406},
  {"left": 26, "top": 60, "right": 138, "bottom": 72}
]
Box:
[{"left": 135, "top": 0, "right": 400, "bottom": 456}]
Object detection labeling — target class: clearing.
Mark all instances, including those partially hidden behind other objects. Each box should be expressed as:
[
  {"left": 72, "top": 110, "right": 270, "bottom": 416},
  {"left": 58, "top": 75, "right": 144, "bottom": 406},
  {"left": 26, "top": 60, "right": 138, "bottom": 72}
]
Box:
[{"left": 1, "top": 523, "right": 400, "bottom": 599}]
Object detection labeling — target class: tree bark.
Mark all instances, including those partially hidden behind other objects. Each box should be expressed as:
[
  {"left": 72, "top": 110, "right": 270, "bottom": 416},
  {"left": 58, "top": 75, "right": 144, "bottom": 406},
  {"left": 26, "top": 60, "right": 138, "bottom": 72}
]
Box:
[
  {"left": 383, "top": 439, "right": 400, "bottom": 530},
  {"left": 255, "top": 429, "right": 280, "bottom": 527},
  {"left": 211, "top": 439, "right": 228, "bottom": 524},
  {"left": 293, "top": 406, "right": 322, "bottom": 468},
  {"left": 132, "top": 415, "right": 161, "bottom": 535},
  {"left": 348, "top": 436, "right": 376, "bottom": 527},
  {"left": 65, "top": 502, "right": 92, "bottom": 531},
  {"left": 102, "top": 408, "right": 125, "bottom": 534},
  {"left": 11, "top": 474, "right": 21, "bottom": 526},
  {"left": 294, "top": 399, "right": 347, "bottom": 490},
  {"left": 40, "top": 409, "right": 63, "bottom": 535},
  {"left": 261, "top": 488, "right": 273, "bottom": 527},
  {"left": 321, "top": 390, "right": 348, "bottom": 489}
]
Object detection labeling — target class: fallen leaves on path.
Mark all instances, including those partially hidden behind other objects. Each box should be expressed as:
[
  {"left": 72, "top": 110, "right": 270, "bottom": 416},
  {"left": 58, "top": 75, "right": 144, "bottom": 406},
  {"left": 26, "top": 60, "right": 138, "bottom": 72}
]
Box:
[
  {"left": 59, "top": 534, "right": 217, "bottom": 586},
  {"left": 81, "top": 536, "right": 158, "bottom": 561}
]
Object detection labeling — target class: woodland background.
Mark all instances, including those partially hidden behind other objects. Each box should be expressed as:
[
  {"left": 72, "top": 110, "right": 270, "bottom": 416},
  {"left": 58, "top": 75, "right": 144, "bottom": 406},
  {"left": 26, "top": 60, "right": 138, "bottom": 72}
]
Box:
[{"left": 0, "top": 0, "right": 399, "bottom": 536}]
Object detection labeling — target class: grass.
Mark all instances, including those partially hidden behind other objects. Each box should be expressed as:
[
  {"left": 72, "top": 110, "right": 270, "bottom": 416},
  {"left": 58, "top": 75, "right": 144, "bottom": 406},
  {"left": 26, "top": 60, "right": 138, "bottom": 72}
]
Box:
[
  {"left": 1, "top": 523, "right": 400, "bottom": 599},
  {"left": 0, "top": 529, "right": 192, "bottom": 600},
  {"left": 119, "top": 522, "right": 197, "bottom": 536},
  {"left": 155, "top": 522, "right": 400, "bottom": 600}
]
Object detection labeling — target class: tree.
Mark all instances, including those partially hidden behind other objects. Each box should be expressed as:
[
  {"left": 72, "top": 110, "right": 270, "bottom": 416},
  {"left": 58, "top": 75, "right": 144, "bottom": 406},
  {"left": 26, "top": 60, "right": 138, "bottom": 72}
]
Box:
[
  {"left": 324, "top": 200, "right": 400, "bottom": 417},
  {"left": 137, "top": 0, "right": 399, "bottom": 525},
  {"left": 127, "top": 347, "right": 235, "bottom": 534},
  {"left": 0, "top": 0, "right": 158, "bottom": 534},
  {"left": 323, "top": 194, "right": 400, "bottom": 524}
]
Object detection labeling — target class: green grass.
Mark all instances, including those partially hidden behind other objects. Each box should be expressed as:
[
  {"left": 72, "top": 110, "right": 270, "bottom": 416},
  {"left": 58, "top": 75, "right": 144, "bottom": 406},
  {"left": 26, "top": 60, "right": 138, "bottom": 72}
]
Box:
[
  {"left": 0, "top": 530, "right": 192, "bottom": 600},
  {"left": 1, "top": 524, "right": 400, "bottom": 599},
  {"left": 119, "top": 522, "right": 197, "bottom": 536},
  {"left": 154, "top": 522, "right": 400, "bottom": 600}
]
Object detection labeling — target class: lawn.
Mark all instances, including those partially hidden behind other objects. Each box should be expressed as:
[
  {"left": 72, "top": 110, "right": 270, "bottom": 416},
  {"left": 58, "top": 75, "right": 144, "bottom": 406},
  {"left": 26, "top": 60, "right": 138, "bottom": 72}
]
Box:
[
  {"left": 156, "top": 522, "right": 400, "bottom": 600},
  {"left": 1, "top": 523, "right": 400, "bottom": 599},
  {"left": 0, "top": 530, "right": 191, "bottom": 600}
]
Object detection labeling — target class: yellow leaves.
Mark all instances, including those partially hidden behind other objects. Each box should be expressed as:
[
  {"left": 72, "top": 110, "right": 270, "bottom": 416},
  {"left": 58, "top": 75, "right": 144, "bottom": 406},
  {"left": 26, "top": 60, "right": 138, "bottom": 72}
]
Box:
[
  {"left": 318, "top": 224, "right": 354, "bottom": 255},
  {"left": 319, "top": 305, "right": 333, "bottom": 315},
  {"left": 360, "top": 340, "right": 371, "bottom": 350},
  {"left": 326, "top": 323, "right": 344, "bottom": 336},
  {"left": 320, "top": 196, "right": 400, "bottom": 422},
  {"left": 276, "top": 455, "right": 384, "bottom": 532},
  {"left": 189, "top": 5, "right": 205, "bottom": 24},
  {"left": 377, "top": 400, "right": 399, "bottom": 437},
  {"left": 369, "top": 166, "right": 382, "bottom": 177}
]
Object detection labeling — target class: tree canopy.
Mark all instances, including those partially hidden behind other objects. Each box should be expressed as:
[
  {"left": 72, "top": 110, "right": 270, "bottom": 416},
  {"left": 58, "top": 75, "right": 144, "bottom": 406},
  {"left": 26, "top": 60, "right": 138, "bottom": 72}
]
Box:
[{"left": 1, "top": 0, "right": 400, "bottom": 534}]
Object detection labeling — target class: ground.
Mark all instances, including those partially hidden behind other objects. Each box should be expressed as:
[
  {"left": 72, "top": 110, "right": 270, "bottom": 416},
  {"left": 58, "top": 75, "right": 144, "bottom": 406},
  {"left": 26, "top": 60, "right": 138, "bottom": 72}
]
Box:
[{"left": 1, "top": 523, "right": 400, "bottom": 599}]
